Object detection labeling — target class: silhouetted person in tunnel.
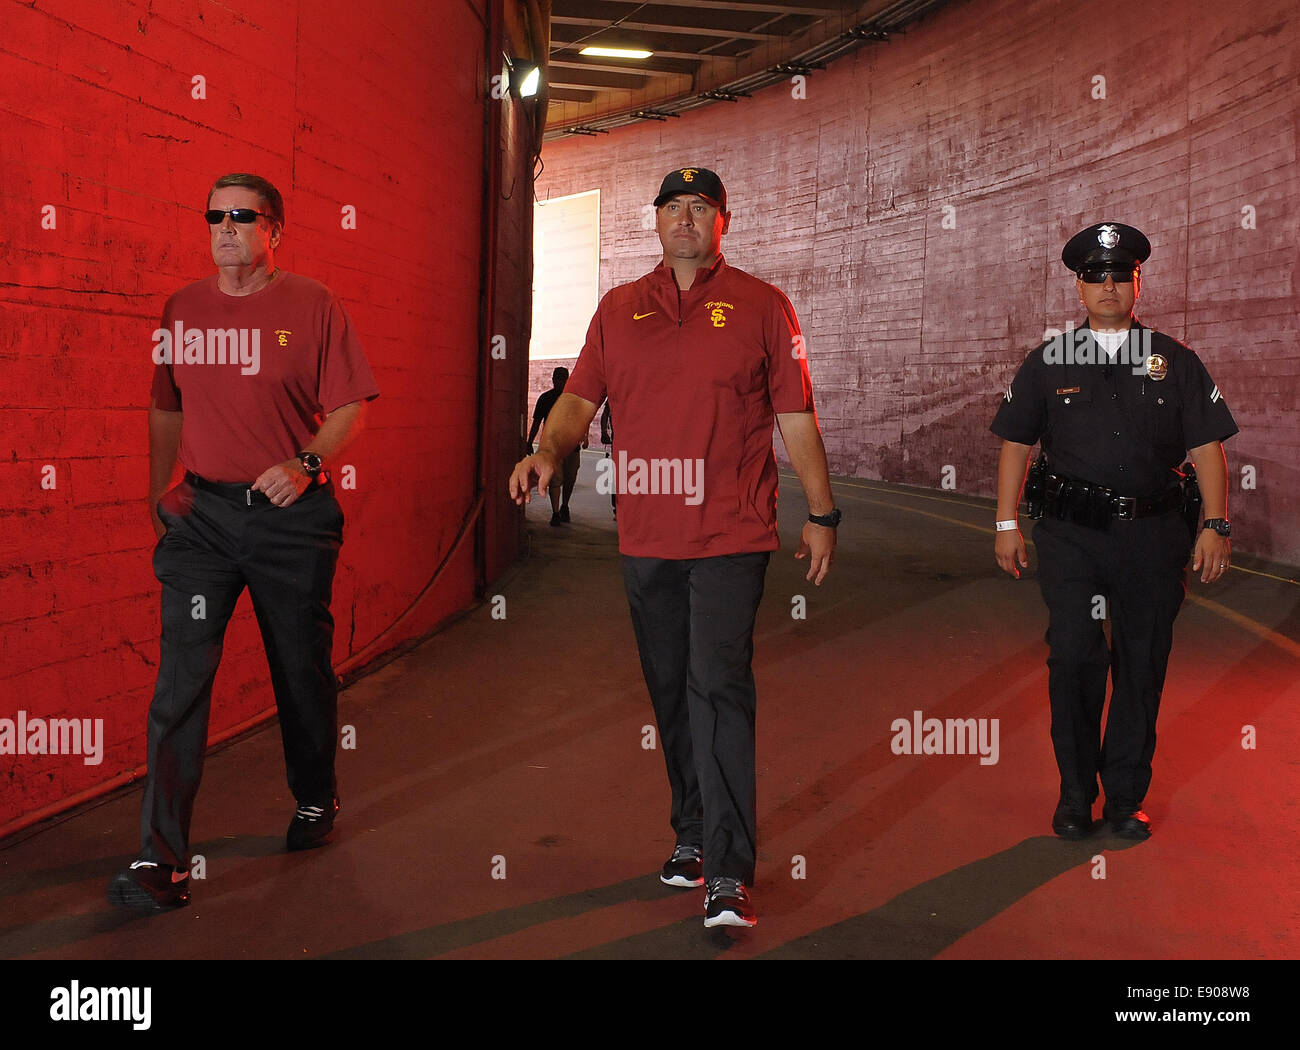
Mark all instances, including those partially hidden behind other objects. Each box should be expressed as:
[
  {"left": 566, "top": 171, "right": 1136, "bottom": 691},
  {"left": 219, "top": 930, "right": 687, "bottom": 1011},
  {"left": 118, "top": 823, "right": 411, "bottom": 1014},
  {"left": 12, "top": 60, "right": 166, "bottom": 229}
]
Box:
[
  {"left": 992, "top": 221, "right": 1237, "bottom": 842},
  {"left": 600, "top": 398, "right": 616, "bottom": 518},
  {"left": 510, "top": 166, "right": 840, "bottom": 928},
  {"left": 527, "top": 366, "right": 583, "bottom": 526},
  {"left": 108, "top": 173, "right": 379, "bottom": 911}
]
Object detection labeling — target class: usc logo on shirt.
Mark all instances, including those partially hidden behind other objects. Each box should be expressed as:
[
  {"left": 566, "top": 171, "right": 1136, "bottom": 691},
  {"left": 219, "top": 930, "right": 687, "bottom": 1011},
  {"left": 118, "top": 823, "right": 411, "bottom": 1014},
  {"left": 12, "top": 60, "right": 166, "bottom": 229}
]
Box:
[
  {"left": 274, "top": 329, "right": 292, "bottom": 347},
  {"left": 706, "top": 301, "right": 735, "bottom": 328}
]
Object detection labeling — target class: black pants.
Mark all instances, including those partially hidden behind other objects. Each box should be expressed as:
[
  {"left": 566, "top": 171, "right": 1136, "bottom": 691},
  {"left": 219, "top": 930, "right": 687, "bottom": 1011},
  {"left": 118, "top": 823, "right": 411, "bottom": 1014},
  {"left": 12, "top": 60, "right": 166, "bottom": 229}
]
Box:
[
  {"left": 141, "top": 475, "right": 343, "bottom": 868},
  {"left": 1033, "top": 511, "right": 1191, "bottom": 809},
  {"left": 621, "top": 551, "right": 770, "bottom": 884}
]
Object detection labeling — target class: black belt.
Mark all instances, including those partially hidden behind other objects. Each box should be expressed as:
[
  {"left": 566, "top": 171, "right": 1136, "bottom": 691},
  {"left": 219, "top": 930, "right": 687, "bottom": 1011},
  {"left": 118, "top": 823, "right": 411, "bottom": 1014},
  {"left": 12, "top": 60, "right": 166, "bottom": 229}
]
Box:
[
  {"left": 1042, "top": 472, "right": 1182, "bottom": 527},
  {"left": 185, "top": 471, "right": 329, "bottom": 506},
  {"left": 185, "top": 472, "right": 271, "bottom": 505}
]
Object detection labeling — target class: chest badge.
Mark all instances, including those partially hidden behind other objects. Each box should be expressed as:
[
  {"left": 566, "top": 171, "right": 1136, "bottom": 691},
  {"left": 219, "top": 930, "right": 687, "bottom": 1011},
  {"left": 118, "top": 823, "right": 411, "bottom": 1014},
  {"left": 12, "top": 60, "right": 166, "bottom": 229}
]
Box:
[
  {"left": 706, "top": 300, "right": 734, "bottom": 328},
  {"left": 1145, "top": 353, "right": 1168, "bottom": 381},
  {"left": 274, "top": 329, "right": 292, "bottom": 348}
]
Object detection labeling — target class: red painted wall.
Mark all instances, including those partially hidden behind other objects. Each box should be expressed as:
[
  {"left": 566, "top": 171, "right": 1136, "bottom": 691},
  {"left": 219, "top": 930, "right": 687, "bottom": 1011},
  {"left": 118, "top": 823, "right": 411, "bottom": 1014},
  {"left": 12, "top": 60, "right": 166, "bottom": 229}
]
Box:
[
  {"left": 0, "top": 0, "right": 532, "bottom": 832},
  {"left": 534, "top": 0, "right": 1299, "bottom": 565}
]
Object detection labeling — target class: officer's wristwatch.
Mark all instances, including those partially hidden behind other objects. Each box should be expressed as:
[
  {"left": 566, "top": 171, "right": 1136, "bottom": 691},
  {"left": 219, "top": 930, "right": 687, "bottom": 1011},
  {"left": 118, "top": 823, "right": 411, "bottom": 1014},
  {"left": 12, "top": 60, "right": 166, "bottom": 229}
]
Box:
[
  {"left": 1202, "top": 518, "right": 1231, "bottom": 537},
  {"left": 808, "top": 508, "right": 842, "bottom": 528},
  {"left": 297, "top": 451, "right": 324, "bottom": 477}
]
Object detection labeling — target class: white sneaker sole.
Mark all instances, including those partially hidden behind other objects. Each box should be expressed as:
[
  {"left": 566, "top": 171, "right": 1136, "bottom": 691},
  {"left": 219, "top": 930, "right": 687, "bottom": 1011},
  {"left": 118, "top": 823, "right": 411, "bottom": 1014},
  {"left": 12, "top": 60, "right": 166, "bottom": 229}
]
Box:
[
  {"left": 704, "top": 909, "right": 756, "bottom": 929},
  {"left": 661, "top": 873, "right": 705, "bottom": 888}
]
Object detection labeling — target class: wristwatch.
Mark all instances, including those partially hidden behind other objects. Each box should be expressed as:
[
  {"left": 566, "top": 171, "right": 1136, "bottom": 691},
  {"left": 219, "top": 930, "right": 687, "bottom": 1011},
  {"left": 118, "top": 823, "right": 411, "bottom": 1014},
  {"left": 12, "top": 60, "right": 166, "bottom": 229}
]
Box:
[
  {"left": 297, "top": 451, "right": 324, "bottom": 477},
  {"left": 1202, "top": 518, "right": 1231, "bottom": 537},
  {"left": 808, "top": 508, "right": 842, "bottom": 528}
]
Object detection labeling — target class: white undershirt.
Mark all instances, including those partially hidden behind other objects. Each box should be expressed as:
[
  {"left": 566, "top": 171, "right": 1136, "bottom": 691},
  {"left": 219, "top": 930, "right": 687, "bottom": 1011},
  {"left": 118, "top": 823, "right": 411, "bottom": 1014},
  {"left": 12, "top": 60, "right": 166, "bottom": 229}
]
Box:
[{"left": 1093, "top": 328, "right": 1128, "bottom": 359}]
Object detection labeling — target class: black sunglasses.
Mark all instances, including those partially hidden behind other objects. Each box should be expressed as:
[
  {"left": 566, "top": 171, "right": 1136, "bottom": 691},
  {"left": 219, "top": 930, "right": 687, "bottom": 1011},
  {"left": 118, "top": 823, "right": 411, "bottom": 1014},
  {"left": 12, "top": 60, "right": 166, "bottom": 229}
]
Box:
[
  {"left": 204, "top": 208, "right": 274, "bottom": 224},
  {"left": 1079, "top": 269, "right": 1136, "bottom": 284}
]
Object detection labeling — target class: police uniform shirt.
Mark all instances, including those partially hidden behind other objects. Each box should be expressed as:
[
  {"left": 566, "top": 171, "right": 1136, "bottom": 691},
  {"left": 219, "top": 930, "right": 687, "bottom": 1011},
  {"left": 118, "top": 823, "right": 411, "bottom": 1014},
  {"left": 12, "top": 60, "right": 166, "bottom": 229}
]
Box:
[{"left": 990, "top": 321, "right": 1238, "bottom": 496}]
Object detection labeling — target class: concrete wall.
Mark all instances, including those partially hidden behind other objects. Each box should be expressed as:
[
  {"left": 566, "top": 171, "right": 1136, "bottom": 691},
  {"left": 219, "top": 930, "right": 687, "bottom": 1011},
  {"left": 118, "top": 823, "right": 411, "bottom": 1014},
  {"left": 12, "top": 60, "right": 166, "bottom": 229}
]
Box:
[
  {"left": 0, "top": 0, "right": 534, "bottom": 832},
  {"left": 533, "top": 0, "right": 1299, "bottom": 564}
]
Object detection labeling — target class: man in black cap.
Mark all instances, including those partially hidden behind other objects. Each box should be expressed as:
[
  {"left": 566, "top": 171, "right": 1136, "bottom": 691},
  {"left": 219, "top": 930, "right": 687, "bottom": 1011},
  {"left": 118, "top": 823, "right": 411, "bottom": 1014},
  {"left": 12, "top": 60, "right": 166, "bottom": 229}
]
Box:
[
  {"left": 509, "top": 166, "right": 838, "bottom": 927},
  {"left": 990, "top": 221, "right": 1237, "bottom": 840}
]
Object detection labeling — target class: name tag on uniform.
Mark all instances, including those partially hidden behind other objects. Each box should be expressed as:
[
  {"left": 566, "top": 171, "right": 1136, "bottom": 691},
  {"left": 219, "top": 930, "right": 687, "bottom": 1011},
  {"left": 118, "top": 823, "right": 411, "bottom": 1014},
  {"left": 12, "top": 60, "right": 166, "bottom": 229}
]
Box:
[{"left": 1055, "top": 386, "right": 1081, "bottom": 395}]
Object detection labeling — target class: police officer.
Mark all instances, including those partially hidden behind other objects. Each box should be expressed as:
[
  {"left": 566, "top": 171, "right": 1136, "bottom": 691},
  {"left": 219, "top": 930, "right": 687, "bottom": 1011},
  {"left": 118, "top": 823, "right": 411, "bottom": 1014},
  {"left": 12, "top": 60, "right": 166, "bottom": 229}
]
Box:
[{"left": 991, "top": 222, "right": 1237, "bottom": 840}]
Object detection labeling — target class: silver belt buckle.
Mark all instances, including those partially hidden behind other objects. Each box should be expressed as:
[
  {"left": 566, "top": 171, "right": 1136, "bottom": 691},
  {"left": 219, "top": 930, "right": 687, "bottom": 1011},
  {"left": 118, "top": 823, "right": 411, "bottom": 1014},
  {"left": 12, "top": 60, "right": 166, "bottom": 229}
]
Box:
[
  {"left": 245, "top": 488, "right": 253, "bottom": 507},
  {"left": 1115, "top": 496, "right": 1137, "bottom": 520}
]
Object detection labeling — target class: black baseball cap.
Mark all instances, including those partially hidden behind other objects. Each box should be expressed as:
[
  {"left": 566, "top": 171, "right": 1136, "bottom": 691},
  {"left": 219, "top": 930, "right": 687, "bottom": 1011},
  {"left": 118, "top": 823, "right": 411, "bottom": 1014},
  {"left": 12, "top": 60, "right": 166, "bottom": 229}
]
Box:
[
  {"left": 653, "top": 167, "right": 727, "bottom": 209},
  {"left": 1062, "top": 222, "right": 1151, "bottom": 274}
]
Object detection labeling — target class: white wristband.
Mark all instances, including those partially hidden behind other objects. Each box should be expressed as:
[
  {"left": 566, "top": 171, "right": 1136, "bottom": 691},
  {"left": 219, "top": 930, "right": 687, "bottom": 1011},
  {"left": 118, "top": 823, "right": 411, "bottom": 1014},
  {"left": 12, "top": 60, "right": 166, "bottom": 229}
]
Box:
[{"left": 995, "top": 519, "right": 1019, "bottom": 532}]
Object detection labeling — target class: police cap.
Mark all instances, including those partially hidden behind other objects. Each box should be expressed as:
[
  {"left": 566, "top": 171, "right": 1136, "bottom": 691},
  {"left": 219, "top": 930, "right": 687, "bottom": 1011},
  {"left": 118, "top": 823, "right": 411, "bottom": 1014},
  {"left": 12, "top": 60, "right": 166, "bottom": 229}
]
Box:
[{"left": 1062, "top": 222, "right": 1151, "bottom": 275}]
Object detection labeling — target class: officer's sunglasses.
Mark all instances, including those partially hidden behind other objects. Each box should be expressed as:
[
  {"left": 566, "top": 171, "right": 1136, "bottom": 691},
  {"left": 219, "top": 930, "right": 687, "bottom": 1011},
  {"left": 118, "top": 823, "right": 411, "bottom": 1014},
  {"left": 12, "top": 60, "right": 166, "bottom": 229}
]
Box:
[
  {"left": 204, "top": 208, "right": 273, "bottom": 224},
  {"left": 1079, "top": 269, "right": 1136, "bottom": 284}
]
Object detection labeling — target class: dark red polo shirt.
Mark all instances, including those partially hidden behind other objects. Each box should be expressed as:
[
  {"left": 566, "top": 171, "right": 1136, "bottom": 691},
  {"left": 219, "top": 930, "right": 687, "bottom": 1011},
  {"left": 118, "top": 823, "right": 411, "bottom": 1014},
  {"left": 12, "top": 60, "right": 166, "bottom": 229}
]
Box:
[
  {"left": 149, "top": 272, "right": 379, "bottom": 481},
  {"left": 566, "top": 256, "right": 815, "bottom": 558}
]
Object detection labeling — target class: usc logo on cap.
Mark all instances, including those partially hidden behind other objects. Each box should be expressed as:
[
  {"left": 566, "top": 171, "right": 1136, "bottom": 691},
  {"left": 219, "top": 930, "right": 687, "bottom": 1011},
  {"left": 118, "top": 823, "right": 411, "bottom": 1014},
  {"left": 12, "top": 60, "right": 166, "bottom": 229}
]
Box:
[{"left": 679, "top": 168, "right": 698, "bottom": 182}]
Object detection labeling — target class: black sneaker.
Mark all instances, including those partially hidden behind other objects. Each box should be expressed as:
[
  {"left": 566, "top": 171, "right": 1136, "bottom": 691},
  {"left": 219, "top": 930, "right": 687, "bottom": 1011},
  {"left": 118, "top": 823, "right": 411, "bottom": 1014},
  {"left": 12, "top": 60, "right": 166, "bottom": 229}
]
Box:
[
  {"left": 107, "top": 860, "right": 191, "bottom": 911},
  {"left": 549, "top": 511, "right": 562, "bottom": 527},
  {"left": 286, "top": 797, "right": 339, "bottom": 851},
  {"left": 660, "top": 843, "right": 703, "bottom": 887},
  {"left": 704, "top": 876, "right": 756, "bottom": 928},
  {"left": 560, "top": 506, "right": 571, "bottom": 523}
]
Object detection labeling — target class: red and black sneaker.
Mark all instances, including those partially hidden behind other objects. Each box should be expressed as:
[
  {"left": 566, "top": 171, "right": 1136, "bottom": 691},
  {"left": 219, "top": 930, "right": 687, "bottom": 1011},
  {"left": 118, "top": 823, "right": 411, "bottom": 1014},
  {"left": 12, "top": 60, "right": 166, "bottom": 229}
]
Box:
[
  {"left": 660, "top": 843, "right": 704, "bottom": 888},
  {"left": 107, "top": 860, "right": 191, "bottom": 912},
  {"left": 704, "top": 876, "right": 756, "bottom": 928}
]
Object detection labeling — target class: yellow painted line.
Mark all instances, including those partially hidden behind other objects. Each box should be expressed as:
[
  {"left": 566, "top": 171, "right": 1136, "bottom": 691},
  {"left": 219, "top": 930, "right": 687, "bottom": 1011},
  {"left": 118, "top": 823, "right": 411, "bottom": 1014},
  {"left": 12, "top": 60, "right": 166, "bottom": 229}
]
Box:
[
  {"left": 1185, "top": 594, "right": 1300, "bottom": 660},
  {"left": 784, "top": 472, "right": 1300, "bottom": 656},
  {"left": 780, "top": 471, "right": 1017, "bottom": 540},
  {"left": 1228, "top": 563, "right": 1300, "bottom": 586},
  {"left": 785, "top": 470, "right": 1300, "bottom": 587},
  {"left": 831, "top": 476, "right": 994, "bottom": 511},
  {"left": 838, "top": 494, "right": 1000, "bottom": 538}
]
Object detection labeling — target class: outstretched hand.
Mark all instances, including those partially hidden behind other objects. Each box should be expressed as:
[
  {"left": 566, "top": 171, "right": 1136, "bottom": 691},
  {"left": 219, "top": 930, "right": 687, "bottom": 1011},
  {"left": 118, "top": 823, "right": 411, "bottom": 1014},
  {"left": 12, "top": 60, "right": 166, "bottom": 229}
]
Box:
[
  {"left": 508, "top": 451, "right": 558, "bottom": 505},
  {"left": 795, "top": 521, "right": 835, "bottom": 585}
]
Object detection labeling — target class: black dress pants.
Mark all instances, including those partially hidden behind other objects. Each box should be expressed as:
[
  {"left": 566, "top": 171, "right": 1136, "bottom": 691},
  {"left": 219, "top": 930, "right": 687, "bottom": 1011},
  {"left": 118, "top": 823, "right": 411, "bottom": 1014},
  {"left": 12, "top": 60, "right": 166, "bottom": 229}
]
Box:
[
  {"left": 621, "top": 551, "right": 770, "bottom": 885},
  {"left": 141, "top": 475, "right": 343, "bottom": 868},
  {"left": 1032, "top": 511, "right": 1191, "bottom": 809}
]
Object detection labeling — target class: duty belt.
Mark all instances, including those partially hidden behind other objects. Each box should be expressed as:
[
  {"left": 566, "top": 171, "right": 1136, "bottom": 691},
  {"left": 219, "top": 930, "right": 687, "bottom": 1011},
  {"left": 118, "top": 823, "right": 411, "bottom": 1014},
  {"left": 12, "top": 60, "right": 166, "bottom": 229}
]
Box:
[{"left": 1040, "top": 472, "right": 1182, "bottom": 529}]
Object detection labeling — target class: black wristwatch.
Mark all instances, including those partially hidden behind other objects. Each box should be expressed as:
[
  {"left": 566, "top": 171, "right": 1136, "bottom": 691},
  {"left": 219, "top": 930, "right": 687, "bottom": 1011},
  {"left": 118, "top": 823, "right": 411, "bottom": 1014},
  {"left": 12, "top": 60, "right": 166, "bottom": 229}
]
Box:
[
  {"left": 297, "top": 451, "right": 324, "bottom": 477},
  {"left": 1202, "top": 518, "right": 1231, "bottom": 537},
  {"left": 808, "top": 508, "right": 842, "bottom": 528}
]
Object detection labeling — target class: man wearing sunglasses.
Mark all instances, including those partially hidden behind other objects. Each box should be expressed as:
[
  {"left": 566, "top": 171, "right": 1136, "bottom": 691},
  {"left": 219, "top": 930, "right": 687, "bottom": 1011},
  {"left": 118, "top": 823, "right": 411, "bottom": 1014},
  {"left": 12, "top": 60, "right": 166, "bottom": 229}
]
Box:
[
  {"left": 990, "top": 221, "right": 1237, "bottom": 842},
  {"left": 109, "top": 173, "right": 379, "bottom": 911}
]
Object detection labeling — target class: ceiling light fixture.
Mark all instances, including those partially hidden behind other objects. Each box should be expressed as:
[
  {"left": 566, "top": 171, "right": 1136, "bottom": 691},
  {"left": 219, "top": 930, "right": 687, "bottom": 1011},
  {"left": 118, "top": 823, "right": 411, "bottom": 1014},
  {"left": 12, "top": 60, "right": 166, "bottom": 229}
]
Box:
[{"left": 579, "top": 46, "right": 653, "bottom": 59}]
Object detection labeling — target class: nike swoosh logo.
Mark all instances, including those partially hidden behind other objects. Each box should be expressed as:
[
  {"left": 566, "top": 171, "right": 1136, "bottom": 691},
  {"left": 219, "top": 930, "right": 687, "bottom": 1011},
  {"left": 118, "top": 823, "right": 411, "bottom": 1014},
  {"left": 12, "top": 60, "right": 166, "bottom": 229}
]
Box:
[{"left": 633, "top": 311, "right": 656, "bottom": 320}]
